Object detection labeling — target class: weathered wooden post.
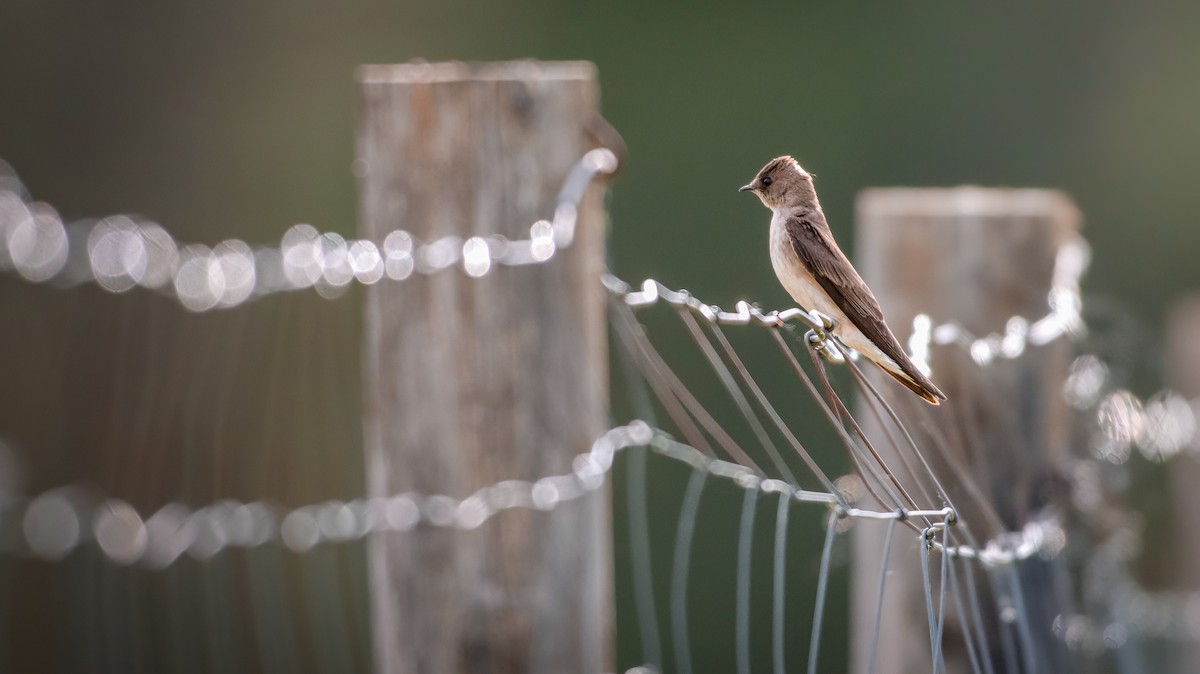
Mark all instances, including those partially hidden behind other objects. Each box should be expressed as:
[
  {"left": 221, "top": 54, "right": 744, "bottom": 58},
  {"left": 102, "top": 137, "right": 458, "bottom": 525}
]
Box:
[
  {"left": 850, "top": 188, "right": 1080, "bottom": 673},
  {"left": 357, "top": 61, "right": 610, "bottom": 673},
  {"left": 1167, "top": 295, "right": 1200, "bottom": 672}
]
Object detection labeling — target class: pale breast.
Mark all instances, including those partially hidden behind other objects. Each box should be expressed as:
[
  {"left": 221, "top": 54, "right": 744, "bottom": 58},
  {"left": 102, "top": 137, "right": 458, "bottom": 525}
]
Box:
[
  {"left": 768, "top": 215, "right": 899, "bottom": 369},
  {"left": 768, "top": 216, "right": 835, "bottom": 316}
]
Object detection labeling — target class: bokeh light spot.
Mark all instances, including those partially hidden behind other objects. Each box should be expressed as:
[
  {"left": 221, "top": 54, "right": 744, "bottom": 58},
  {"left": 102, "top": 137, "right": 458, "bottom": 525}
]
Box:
[
  {"left": 23, "top": 492, "right": 80, "bottom": 560},
  {"left": 94, "top": 499, "right": 148, "bottom": 565},
  {"left": 8, "top": 202, "right": 68, "bottom": 282}
]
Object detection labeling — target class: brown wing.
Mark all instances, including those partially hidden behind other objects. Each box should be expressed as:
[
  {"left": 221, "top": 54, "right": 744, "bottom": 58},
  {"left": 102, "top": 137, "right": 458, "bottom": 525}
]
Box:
[{"left": 785, "top": 211, "right": 947, "bottom": 403}]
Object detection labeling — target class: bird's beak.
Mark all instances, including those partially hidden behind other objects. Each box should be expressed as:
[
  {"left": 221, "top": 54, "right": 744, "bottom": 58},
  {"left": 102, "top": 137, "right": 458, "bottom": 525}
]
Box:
[{"left": 738, "top": 183, "right": 755, "bottom": 193}]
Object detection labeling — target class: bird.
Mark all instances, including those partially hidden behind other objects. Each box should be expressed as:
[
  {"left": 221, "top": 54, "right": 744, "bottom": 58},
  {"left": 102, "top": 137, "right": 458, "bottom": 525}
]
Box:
[{"left": 740, "top": 155, "right": 947, "bottom": 405}]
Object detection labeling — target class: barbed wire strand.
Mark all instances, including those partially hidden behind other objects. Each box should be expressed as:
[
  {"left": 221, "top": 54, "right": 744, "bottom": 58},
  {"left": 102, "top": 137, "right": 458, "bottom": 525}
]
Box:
[
  {"left": 608, "top": 237, "right": 1087, "bottom": 378},
  {"left": 907, "top": 236, "right": 1089, "bottom": 371},
  {"left": 8, "top": 420, "right": 986, "bottom": 568},
  {"left": 0, "top": 149, "right": 619, "bottom": 310}
]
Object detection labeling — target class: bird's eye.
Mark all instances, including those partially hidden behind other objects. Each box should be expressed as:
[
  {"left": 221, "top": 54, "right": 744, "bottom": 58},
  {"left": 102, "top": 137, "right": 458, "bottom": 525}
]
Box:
[{"left": 761, "top": 176, "right": 773, "bottom": 187}]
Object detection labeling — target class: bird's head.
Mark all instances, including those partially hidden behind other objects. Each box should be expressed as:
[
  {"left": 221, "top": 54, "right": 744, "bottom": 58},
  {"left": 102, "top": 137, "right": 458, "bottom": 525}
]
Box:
[{"left": 738, "top": 155, "right": 816, "bottom": 210}]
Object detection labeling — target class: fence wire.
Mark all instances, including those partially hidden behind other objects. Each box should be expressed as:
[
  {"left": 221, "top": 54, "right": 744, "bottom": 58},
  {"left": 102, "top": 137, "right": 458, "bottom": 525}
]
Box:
[
  {"left": 0, "top": 150, "right": 618, "bottom": 310},
  {"left": 1, "top": 147, "right": 1197, "bottom": 674}
]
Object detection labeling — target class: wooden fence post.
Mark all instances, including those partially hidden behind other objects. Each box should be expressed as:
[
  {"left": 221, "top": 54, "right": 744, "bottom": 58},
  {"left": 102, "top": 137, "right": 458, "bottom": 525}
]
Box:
[
  {"left": 1167, "top": 295, "right": 1200, "bottom": 672},
  {"left": 850, "top": 188, "right": 1080, "bottom": 673},
  {"left": 357, "top": 61, "right": 610, "bottom": 674}
]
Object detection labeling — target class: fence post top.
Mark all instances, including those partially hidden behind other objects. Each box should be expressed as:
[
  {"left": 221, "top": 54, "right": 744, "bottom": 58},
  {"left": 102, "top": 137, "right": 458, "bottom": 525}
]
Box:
[{"left": 357, "top": 59, "right": 597, "bottom": 84}]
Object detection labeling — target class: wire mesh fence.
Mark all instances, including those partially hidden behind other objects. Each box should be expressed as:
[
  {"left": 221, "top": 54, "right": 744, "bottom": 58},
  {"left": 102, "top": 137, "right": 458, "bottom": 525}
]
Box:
[{"left": 1, "top": 143, "right": 1198, "bottom": 674}]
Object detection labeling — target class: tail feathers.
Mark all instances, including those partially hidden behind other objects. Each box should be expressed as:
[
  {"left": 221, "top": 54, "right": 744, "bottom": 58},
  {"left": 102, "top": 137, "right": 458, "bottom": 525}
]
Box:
[{"left": 880, "top": 360, "right": 947, "bottom": 406}]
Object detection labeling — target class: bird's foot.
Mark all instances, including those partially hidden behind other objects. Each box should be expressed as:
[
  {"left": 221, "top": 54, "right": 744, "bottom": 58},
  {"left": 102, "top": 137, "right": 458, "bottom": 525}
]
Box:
[{"left": 805, "top": 329, "right": 846, "bottom": 364}]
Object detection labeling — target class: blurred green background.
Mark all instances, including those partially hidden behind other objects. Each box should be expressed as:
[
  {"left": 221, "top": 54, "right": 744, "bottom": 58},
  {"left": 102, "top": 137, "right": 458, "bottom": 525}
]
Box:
[
  {"left": 3, "top": 1, "right": 1200, "bottom": 672},
  {"left": 4, "top": 2, "right": 1200, "bottom": 317}
]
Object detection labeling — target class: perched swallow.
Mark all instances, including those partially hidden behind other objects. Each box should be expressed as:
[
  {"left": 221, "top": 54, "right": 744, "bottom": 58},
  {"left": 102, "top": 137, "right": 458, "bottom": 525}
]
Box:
[{"left": 740, "top": 156, "right": 947, "bottom": 405}]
